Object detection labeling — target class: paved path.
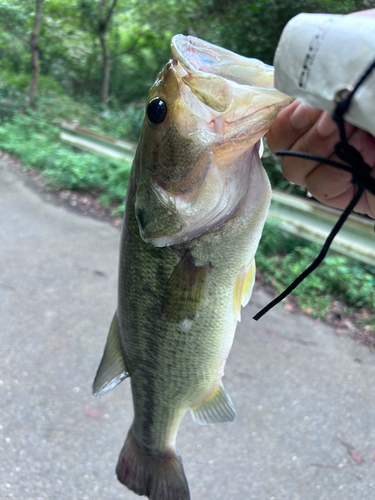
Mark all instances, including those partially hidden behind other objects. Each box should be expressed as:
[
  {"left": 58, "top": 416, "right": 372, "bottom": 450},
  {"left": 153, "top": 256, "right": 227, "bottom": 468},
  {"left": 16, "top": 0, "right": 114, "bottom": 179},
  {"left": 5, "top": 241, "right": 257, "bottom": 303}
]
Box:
[{"left": 1, "top": 160, "right": 375, "bottom": 500}]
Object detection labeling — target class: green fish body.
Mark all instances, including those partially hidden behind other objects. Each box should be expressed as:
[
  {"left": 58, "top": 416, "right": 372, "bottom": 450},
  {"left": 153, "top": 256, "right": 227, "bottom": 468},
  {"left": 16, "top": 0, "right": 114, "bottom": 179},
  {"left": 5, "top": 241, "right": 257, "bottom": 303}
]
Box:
[{"left": 93, "top": 35, "right": 292, "bottom": 500}]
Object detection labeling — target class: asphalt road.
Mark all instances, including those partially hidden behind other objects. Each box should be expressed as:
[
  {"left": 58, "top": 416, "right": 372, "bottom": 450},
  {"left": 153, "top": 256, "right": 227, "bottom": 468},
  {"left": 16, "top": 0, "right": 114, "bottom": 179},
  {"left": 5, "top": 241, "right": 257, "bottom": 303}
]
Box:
[{"left": 1, "top": 159, "right": 375, "bottom": 500}]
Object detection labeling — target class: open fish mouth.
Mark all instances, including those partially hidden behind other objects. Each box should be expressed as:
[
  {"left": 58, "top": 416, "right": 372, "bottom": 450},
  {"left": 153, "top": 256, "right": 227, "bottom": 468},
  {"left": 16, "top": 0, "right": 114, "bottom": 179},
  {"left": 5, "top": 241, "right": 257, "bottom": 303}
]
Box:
[{"left": 170, "top": 34, "right": 289, "bottom": 138}]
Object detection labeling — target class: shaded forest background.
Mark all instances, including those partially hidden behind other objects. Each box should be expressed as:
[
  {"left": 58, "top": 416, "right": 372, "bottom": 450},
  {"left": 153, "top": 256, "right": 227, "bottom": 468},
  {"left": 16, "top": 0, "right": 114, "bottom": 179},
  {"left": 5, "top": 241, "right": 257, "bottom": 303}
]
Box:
[
  {"left": 1, "top": 0, "right": 372, "bottom": 200},
  {"left": 1, "top": 0, "right": 374, "bottom": 113}
]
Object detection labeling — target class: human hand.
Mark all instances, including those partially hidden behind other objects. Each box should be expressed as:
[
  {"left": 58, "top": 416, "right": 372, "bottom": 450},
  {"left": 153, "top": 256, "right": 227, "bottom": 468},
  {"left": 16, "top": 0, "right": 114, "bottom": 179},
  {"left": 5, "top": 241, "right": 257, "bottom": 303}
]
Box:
[
  {"left": 267, "top": 8, "right": 375, "bottom": 219},
  {"left": 266, "top": 100, "right": 375, "bottom": 219}
]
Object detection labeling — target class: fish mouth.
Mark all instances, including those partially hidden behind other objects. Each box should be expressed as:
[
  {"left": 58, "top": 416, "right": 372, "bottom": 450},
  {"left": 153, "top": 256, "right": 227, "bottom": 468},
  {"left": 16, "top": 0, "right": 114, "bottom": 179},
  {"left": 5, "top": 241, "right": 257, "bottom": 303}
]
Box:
[
  {"left": 171, "top": 35, "right": 292, "bottom": 142},
  {"left": 171, "top": 35, "right": 275, "bottom": 89}
]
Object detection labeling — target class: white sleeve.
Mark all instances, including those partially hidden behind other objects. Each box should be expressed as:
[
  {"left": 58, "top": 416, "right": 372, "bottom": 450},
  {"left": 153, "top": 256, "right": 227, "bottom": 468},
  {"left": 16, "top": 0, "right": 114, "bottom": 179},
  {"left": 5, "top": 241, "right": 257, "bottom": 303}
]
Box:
[{"left": 273, "top": 13, "right": 375, "bottom": 136}]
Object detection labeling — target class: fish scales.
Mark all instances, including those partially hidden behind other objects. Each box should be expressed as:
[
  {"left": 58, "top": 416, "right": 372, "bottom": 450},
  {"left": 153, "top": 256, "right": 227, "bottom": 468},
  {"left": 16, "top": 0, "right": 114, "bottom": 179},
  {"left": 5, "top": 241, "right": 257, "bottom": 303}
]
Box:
[
  {"left": 120, "top": 174, "right": 233, "bottom": 449},
  {"left": 93, "top": 34, "right": 292, "bottom": 500}
]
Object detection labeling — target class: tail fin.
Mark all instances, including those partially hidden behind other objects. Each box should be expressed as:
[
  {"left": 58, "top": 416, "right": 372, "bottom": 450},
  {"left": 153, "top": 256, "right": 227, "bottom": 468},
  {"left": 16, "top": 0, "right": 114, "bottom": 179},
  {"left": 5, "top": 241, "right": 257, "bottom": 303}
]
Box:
[{"left": 116, "top": 428, "right": 190, "bottom": 500}]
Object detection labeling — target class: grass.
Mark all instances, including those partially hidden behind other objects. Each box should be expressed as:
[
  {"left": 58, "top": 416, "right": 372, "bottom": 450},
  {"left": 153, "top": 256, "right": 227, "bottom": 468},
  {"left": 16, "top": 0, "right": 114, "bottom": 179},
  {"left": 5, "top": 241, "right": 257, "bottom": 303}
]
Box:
[{"left": 0, "top": 112, "right": 131, "bottom": 214}]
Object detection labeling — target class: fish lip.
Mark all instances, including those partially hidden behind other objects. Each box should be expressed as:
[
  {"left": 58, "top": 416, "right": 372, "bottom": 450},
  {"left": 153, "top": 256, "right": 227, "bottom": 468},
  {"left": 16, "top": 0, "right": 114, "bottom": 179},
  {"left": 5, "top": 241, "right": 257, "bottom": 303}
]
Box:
[
  {"left": 171, "top": 35, "right": 235, "bottom": 78},
  {"left": 170, "top": 34, "right": 292, "bottom": 136},
  {"left": 170, "top": 34, "right": 274, "bottom": 85},
  {"left": 171, "top": 35, "right": 214, "bottom": 78}
]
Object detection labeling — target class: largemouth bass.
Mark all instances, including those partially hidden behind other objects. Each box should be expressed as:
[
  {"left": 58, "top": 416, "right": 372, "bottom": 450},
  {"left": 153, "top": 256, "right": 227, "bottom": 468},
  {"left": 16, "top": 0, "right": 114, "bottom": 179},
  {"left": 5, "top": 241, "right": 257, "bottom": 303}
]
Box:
[{"left": 93, "top": 35, "right": 291, "bottom": 499}]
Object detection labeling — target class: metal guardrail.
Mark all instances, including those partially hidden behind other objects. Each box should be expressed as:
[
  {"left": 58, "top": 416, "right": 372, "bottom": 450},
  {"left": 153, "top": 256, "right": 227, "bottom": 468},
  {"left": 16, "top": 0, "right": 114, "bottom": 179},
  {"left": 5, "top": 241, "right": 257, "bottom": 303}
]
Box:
[
  {"left": 59, "top": 122, "right": 375, "bottom": 266},
  {"left": 60, "top": 122, "right": 137, "bottom": 161},
  {"left": 269, "top": 191, "right": 375, "bottom": 266}
]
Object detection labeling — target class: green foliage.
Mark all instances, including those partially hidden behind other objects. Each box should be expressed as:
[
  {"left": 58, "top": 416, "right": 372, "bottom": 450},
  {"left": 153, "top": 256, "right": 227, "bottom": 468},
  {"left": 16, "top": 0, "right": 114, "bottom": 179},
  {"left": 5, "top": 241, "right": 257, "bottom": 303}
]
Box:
[
  {"left": 257, "top": 220, "right": 375, "bottom": 317},
  {"left": 0, "top": 0, "right": 34, "bottom": 77},
  {"left": 0, "top": 110, "right": 131, "bottom": 212},
  {"left": 0, "top": 70, "right": 64, "bottom": 94},
  {"left": 1, "top": 0, "right": 373, "bottom": 105},
  {"left": 92, "top": 103, "right": 144, "bottom": 142},
  {"left": 196, "top": 0, "right": 373, "bottom": 64},
  {"left": 262, "top": 143, "right": 308, "bottom": 195},
  {"left": 0, "top": 84, "right": 26, "bottom": 121}
]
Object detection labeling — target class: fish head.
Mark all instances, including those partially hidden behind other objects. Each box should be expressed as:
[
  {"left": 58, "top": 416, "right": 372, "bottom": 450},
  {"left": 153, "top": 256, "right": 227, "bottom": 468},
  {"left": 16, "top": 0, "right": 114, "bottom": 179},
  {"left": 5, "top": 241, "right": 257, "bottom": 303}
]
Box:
[{"left": 134, "top": 35, "right": 292, "bottom": 247}]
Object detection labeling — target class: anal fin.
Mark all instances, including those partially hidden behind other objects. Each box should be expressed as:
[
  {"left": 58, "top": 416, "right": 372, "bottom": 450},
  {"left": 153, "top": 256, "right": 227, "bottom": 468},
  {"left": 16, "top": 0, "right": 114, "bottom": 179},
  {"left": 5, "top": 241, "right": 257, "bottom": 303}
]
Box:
[
  {"left": 93, "top": 312, "right": 129, "bottom": 397},
  {"left": 190, "top": 383, "right": 236, "bottom": 425}
]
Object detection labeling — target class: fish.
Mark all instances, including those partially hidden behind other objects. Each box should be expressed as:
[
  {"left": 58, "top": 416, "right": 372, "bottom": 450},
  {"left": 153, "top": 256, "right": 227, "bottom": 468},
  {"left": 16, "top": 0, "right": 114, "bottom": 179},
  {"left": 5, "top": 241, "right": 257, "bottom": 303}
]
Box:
[{"left": 92, "top": 35, "right": 292, "bottom": 500}]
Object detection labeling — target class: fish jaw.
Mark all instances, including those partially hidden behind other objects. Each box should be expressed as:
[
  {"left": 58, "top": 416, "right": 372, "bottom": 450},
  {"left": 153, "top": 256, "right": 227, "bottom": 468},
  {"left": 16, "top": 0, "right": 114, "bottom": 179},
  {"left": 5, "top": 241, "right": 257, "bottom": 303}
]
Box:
[
  {"left": 171, "top": 34, "right": 275, "bottom": 88},
  {"left": 134, "top": 35, "right": 292, "bottom": 247}
]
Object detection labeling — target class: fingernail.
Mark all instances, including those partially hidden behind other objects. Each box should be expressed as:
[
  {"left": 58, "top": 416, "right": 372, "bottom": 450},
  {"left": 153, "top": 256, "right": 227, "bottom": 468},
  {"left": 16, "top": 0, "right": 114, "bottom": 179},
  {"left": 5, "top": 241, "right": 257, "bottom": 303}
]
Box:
[
  {"left": 349, "top": 132, "right": 364, "bottom": 153},
  {"left": 316, "top": 112, "right": 337, "bottom": 137},
  {"left": 289, "top": 103, "right": 314, "bottom": 130}
]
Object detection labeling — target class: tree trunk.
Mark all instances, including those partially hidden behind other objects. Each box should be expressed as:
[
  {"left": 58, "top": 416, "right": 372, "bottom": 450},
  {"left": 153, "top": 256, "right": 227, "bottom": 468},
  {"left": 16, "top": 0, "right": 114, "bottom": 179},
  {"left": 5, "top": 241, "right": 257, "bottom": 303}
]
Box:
[
  {"left": 83, "top": 39, "right": 96, "bottom": 95},
  {"left": 30, "top": 0, "right": 43, "bottom": 102},
  {"left": 99, "top": 30, "right": 111, "bottom": 105},
  {"left": 96, "top": 0, "right": 118, "bottom": 105}
]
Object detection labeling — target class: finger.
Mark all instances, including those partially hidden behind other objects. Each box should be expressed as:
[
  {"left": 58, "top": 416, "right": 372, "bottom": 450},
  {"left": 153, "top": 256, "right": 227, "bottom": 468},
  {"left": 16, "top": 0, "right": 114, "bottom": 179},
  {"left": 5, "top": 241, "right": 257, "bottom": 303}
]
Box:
[
  {"left": 267, "top": 99, "right": 375, "bottom": 218},
  {"left": 349, "top": 8, "right": 375, "bottom": 18},
  {"left": 364, "top": 170, "right": 375, "bottom": 218},
  {"left": 279, "top": 112, "right": 355, "bottom": 187},
  {"left": 346, "top": 131, "right": 375, "bottom": 218},
  {"left": 352, "top": 130, "right": 375, "bottom": 167},
  {"left": 305, "top": 129, "right": 375, "bottom": 217},
  {"left": 364, "top": 134, "right": 375, "bottom": 218},
  {"left": 308, "top": 177, "right": 375, "bottom": 218},
  {"left": 266, "top": 101, "right": 322, "bottom": 154}
]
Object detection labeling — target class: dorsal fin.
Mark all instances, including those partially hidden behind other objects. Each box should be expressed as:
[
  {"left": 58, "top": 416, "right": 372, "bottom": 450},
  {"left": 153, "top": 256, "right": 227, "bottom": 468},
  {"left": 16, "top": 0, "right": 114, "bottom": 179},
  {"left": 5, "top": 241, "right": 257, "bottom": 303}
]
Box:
[{"left": 93, "top": 313, "right": 129, "bottom": 397}]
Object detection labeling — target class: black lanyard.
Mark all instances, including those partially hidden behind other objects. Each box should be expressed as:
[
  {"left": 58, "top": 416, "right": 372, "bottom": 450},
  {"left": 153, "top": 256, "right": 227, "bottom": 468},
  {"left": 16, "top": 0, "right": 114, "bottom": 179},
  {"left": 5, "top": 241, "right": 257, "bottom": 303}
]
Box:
[{"left": 254, "top": 57, "right": 375, "bottom": 321}]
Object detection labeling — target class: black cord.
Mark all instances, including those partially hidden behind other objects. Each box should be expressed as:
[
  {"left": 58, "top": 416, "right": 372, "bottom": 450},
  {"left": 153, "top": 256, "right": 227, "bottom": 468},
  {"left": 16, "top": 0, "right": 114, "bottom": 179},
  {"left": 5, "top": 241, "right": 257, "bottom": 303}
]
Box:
[
  {"left": 274, "top": 151, "right": 375, "bottom": 196},
  {"left": 253, "top": 186, "right": 363, "bottom": 321},
  {"left": 253, "top": 56, "right": 375, "bottom": 321},
  {"left": 333, "top": 57, "right": 375, "bottom": 140}
]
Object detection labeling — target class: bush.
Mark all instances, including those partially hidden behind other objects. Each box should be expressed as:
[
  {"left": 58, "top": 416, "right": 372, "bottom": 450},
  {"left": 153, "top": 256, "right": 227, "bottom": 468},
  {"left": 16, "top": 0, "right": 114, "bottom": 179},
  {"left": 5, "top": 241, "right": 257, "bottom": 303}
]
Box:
[
  {"left": 0, "top": 112, "right": 131, "bottom": 212},
  {"left": 97, "top": 103, "right": 144, "bottom": 143},
  {"left": 0, "top": 87, "right": 143, "bottom": 215},
  {"left": 0, "top": 70, "right": 65, "bottom": 96}
]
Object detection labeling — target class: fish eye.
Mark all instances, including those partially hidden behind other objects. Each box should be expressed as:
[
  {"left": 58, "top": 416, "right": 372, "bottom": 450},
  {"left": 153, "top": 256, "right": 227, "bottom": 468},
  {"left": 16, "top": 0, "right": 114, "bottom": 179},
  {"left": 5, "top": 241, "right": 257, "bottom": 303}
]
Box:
[{"left": 146, "top": 98, "right": 167, "bottom": 125}]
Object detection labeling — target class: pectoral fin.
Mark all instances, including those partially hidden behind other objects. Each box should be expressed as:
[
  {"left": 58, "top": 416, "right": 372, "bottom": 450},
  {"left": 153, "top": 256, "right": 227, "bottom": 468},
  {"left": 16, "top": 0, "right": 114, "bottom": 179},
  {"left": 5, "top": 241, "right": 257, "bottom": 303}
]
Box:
[
  {"left": 162, "top": 250, "right": 211, "bottom": 322},
  {"left": 234, "top": 259, "right": 256, "bottom": 321},
  {"left": 93, "top": 313, "right": 129, "bottom": 397},
  {"left": 190, "top": 383, "right": 236, "bottom": 425}
]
